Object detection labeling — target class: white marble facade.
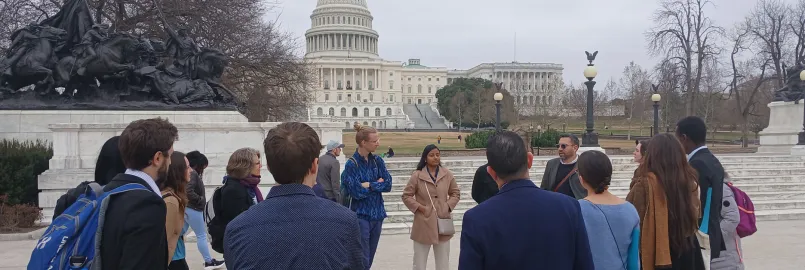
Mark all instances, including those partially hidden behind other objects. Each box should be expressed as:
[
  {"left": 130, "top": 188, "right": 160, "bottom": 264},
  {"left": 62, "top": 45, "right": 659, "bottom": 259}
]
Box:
[
  {"left": 305, "top": 0, "right": 447, "bottom": 128},
  {"left": 448, "top": 62, "right": 564, "bottom": 116},
  {"left": 38, "top": 121, "right": 344, "bottom": 221}
]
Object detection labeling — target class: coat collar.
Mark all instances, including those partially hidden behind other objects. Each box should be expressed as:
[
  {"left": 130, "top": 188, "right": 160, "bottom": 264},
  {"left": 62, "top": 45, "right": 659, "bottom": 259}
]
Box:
[
  {"left": 266, "top": 183, "right": 316, "bottom": 199},
  {"left": 498, "top": 179, "right": 536, "bottom": 195},
  {"left": 417, "top": 166, "right": 448, "bottom": 183},
  {"left": 352, "top": 150, "right": 376, "bottom": 164}
]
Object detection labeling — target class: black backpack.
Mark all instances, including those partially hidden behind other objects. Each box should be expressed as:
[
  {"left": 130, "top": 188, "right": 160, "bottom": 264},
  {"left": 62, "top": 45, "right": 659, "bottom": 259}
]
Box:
[
  {"left": 52, "top": 181, "right": 96, "bottom": 220},
  {"left": 206, "top": 186, "right": 225, "bottom": 253}
]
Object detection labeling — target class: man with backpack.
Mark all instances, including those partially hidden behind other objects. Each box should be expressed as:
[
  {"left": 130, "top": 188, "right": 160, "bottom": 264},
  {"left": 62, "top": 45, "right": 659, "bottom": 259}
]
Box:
[{"left": 29, "top": 118, "right": 178, "bottom": 270}]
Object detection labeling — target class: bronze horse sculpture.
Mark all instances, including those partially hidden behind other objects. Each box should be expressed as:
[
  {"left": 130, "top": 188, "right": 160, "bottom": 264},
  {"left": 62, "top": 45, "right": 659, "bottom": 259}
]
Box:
[
  {"left": 55, "top": 33, "right": 142, "bottom": 98},
  {"left": 0, "top": 26, "right": 67, "bottom": 95}
]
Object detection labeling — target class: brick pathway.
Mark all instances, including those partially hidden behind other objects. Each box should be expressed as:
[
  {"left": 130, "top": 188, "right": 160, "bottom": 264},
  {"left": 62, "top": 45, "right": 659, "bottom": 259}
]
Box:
[{"left": 3, "top": 220, "right": 803, "bottom": 269}]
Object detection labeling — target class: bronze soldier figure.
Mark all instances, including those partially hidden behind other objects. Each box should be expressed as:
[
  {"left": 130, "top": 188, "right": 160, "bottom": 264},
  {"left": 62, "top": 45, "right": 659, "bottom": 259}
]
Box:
[{"left": 76, "top": 24, "right": 109, "bottom": 75}]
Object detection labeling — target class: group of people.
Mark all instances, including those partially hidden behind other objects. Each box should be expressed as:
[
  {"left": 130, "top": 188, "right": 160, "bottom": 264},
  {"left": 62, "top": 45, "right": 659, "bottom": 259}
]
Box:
[
  {"left": 39, "top": 115, "right": 747, "bottom": 270},
  {"left": 469, "top": 116, "right": 745, "bottom": 270}
]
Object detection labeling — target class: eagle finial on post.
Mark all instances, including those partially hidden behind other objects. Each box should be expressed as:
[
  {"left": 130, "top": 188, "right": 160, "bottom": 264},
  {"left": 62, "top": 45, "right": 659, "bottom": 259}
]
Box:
[{"left": 585, "top": 51, "right": 598, "bottom": 65}]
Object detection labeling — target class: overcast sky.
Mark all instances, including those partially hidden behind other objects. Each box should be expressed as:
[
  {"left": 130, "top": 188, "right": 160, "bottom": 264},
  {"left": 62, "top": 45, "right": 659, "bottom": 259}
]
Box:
[{"left": 268, "top": 0, "right": 764, "bottom": 85}]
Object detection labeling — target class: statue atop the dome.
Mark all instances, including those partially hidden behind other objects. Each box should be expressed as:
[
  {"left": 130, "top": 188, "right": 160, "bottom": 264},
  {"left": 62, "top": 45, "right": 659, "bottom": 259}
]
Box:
[{"left": 0, "top": 0, "right": 239, "bottom": 110}]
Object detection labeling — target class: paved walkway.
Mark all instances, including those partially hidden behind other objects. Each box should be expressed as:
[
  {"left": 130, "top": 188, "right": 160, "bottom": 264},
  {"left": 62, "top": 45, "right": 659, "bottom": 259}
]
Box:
[{"left": 3, "top": 220, "right": 803, "bottom": 269}]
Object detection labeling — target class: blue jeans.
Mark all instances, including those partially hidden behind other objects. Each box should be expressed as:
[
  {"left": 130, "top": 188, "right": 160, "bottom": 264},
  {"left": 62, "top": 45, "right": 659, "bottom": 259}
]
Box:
[
  {"left": 184, "top": 208, "right": 213, "bottom": 263},
  {"left": 358, "top": 219, "right": 383, "bottom": 270}
]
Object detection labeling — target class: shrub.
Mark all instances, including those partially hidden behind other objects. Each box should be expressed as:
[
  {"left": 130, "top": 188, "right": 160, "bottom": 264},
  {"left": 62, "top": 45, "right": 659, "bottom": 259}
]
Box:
[
  {"left": 0, "top": 194, "right": 43, "bottom": 230},
  {"left": 0, "top": 139, "right": 53, "bottom": 206},
  {"left": 531, "top": 129, "right": 562, "bottom": 148},
  {"left": 464, "top": 130, "right": 497, "bottom": 149}
]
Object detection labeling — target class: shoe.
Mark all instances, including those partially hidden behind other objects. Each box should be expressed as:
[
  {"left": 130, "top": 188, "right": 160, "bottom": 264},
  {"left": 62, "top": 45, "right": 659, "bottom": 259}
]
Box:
[{"left": 204, "top": 259, "right": 225, "bottom": 270}]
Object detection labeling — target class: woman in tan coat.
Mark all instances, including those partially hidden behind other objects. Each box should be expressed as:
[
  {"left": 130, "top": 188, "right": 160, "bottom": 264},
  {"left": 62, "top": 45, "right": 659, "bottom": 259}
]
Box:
[
  {"left": 161, "top": 151, "right": 192, "bottom": 269},
  {"left": 402, "top": 144, "right": 460, "bottom": 270}
]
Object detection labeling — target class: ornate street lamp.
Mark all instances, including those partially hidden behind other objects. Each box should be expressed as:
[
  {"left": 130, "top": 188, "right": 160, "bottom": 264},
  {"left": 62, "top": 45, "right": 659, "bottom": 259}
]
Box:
[
  {"left": 798, "top": 70, "right": 805, "bottom": 145},
  {"left": 494, "top": 92, "right": 503, "bottom": 132},
  {"left": 582, "top": 51, "right": 599, "bottom": 147},
  {"left": 651, "top": 84, "right": 662, "bottom": 136}
]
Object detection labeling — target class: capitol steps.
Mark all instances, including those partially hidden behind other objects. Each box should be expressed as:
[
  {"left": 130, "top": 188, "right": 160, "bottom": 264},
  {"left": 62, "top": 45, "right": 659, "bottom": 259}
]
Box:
[{"left": 378, "top": 155, "right": 805, "bottom": 235}]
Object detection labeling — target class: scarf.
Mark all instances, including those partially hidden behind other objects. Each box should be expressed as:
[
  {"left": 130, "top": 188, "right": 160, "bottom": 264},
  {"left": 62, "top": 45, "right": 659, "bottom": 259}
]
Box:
[{"left": 224, "top": 175, "right": 264, "bottom": 203}]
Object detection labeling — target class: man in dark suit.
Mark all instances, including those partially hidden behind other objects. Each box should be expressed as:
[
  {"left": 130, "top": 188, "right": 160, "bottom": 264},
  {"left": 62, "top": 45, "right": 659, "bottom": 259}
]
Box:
[
  {"left": 471, "top": 163, "right": 498, "bottom": 204},
  {"left": 100, "top": 118, "right": 178, "bottom": 270},
  {"left": 459, "top": 131, "right": 594, "bottom": 270},
  {"left": 224, "top": 122, "right": 365, "bottom": 270},
  {"left": 676, "top": 116, "right": 726, "bottom": 262},
  {"left": 540, "top": 134, "right": 587, "bottom": 199}
]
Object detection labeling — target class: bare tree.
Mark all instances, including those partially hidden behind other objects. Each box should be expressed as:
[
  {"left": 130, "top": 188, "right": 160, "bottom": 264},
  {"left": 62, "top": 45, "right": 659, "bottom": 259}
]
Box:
[
  {"left": 790, "top": 0, "right": 805, "bottom": 64},
  {"left": 648, "top": 0, "right": 723, "bottom": 116},
  {"left": 619, "top": 62, "right": 652, "bottom": 139},
  {"left": 745, "top": 0, "right": 790, "bottom": 89},
  {"left": 0, "top": 0, "right": 59, "bottom": 51},
  {"left": 729, "top": 25, "right": 772, "bottom": 147}
]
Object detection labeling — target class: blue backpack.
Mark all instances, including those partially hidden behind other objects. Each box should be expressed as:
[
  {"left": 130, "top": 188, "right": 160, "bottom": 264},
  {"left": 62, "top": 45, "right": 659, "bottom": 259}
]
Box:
[{"left": 27, "top": 183, "right": 149, "bottom": 270}]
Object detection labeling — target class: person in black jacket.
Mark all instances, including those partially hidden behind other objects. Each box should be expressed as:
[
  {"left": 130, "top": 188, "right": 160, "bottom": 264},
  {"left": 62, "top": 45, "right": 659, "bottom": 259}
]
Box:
[
  {"left": 471, "top": 163, "right": 498, "bottom": 204},
  {"left": 209, "top": 147, "right": 263, "bottom": 253},
  {"left": 53, "top": 136, "right": 127, "bottom": 219},
  {"left": 184, "top": 151, "right": 225, "bottom": 269},
  {"left": 100, "top": 118, "right": 179, "bottom": 270},
  {"left": 676, "top": 116, "right": 727, "bottom": 263}
]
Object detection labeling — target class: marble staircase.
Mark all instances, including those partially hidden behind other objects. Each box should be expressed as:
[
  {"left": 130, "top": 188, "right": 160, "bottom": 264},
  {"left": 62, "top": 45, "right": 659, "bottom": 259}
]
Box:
[{"left": 379, "top": 155, "right": 805, "bottom": 235}]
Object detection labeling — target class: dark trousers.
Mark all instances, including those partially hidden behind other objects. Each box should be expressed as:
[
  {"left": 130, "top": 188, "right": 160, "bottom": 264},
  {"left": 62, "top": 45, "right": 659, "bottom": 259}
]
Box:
[
  {"left": 358, "top": 219, "right": 383, "bottom": 270},
  {"left": 168, "top": 259, "right": 189, "bottom": 270}
]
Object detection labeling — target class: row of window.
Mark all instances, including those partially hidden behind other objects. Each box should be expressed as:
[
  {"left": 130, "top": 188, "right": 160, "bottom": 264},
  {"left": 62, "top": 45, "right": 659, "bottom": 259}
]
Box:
[
  {"left": 313, "top": 15, "right": 371, "bottom": 28},
  {"left": 317, "top": 107, "right": 393, "bottom": 117},
  {"left": 324, "top": 93, "right": 394, "bottom": 102},
  {"left": 323, "top": 80, "right": 374, "bottom": 90},
  {"left": 517, "top": 95, "right": 553, "bottom": 105},
  {"left": 406, "top": 85, "right": 434, "bottom": 94},
  {"left": 405, "top": 77, "right": 441, "bottom": 82},
  {"left": 344, "top": 121, "right": 387, "bottom": 129}
]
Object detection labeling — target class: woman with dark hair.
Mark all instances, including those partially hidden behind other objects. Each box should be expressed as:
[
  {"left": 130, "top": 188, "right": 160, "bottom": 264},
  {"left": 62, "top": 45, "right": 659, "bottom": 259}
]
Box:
[
  {"left": 577, "top": 150, "right": 640, "bottom": 270},
  {"left": 633, "top": 140, "right": 649, "bottom": 164},
  {"left": 53, "top": 136, "right": 127, "bottom": 219},
  {"left": 95, "top": 136, "right": 127, "bottom": 185},
  {"left": 182, "top": 151, "right": 225, "bottom": 269},
  {"left": 402, "top": 144, "right": 460, "bottom": 270},
  {"left": 161, "top": 151, "right": 191, "bottom": 269},
  {"left": 627, "top": 133, "right": 704, "bottom": 270}
]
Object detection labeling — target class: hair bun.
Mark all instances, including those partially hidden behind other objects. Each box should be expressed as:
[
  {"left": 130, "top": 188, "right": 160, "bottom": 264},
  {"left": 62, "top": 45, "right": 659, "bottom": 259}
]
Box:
[{"left": 353, "top": 123, "right": 362, "bottom": 132}]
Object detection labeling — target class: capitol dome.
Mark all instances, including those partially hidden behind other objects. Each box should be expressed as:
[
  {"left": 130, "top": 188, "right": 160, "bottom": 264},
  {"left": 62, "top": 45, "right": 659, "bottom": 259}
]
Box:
[{"left": 305, "top": 0, "right": 379, "bottom": 59}]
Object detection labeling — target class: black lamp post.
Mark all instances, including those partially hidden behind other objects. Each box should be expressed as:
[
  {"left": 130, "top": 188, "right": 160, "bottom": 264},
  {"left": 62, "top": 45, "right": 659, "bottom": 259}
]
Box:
[
  {"left": 798, "top": 70, "right": 805, "bottom": 145},
  {"left": 651, "top": 84, "right": 661, "bottom": 136},
  {"left": 494, "top": 92, "right": 503, "bottom": 132},
  {"left": 582, "top": 51, "right": 600, "bottom": 147}
]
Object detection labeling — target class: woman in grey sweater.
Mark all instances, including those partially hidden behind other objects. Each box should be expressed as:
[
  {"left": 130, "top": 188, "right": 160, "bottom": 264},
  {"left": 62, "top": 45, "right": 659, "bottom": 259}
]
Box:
[{"left": 185, "top": 151, "right": 225, "bottom": 270}]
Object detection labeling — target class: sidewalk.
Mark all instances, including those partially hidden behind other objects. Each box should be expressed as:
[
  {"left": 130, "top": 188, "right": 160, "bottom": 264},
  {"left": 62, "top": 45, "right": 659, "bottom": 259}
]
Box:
[{"left": 3, "top": 220, "right": 803, "bottom": 269}]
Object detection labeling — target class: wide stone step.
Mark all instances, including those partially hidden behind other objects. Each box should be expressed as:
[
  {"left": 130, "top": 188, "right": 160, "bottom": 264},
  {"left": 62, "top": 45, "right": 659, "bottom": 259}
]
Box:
[
  {"left": 380, "top": 208, "right": 805, "bottom": 235},
  {"left": 384, "top": 199, "right": 805, "bottom": 212},
  {"left": 383, "top": 155, "right": 805, "bottom": 170},
  {"left": 387, "top": 164, "right": 805, "bottom": 176}
]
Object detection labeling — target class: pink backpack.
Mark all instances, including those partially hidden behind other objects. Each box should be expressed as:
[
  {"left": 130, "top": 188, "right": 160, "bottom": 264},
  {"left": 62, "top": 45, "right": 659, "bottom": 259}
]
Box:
[{"left": 727, "top": 182, "right": 757, "bottom": 238}]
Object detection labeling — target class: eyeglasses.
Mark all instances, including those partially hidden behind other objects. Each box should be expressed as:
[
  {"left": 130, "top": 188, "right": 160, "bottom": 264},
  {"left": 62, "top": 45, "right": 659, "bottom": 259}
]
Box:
[{"left": 556, "top": 143, "right": 575, "bottom": 150}]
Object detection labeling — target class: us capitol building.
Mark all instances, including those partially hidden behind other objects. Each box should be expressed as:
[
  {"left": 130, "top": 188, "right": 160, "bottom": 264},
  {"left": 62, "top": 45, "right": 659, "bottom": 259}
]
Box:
[{"left": 305, "top": 0, "right": 563, "bottom": 129}]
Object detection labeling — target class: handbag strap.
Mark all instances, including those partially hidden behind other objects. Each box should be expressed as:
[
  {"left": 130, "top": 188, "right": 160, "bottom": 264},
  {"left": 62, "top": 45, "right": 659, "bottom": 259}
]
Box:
[
  {"left": 553, "top": 167, "right": 578, "bottom": 192},
  {"left": 423, "top": 179, "right": 438, "bottom": 212},
  {"left": 583, "top": 200, "right": 628, "bottom": 270},
  {"left": 700, "top": 187, "right": 712, "bottom": 233}
]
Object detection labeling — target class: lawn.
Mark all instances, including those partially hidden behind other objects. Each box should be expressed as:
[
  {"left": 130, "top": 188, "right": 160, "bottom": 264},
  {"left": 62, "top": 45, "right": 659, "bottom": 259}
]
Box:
[{"left": 342, "top": 132, "right": 471, "bottom": 156}]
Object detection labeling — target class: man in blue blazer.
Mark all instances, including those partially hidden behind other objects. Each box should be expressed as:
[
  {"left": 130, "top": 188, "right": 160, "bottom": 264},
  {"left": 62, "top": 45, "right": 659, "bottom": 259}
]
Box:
[{"left": 459, "top": 131, "right": 594, "bottom": 270}]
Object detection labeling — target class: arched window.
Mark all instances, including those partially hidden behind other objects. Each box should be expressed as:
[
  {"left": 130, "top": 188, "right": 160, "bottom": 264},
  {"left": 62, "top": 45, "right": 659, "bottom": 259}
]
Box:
[
  {"left": 345, "top": 122, "right": 350, "bottom": 128},
  {"left": 337, "top": 80, "right": 342, "bottom": 90},
  {"left": 428, "top": 86, "right": 432, "bottom": 93},
  {"left": 324, "top": 80, "right": 330, "bottom": 89},
  {"left": 408, "top": 86, "right": 412, "bottom": 93},
  {"left": 351, "top": 108, "right": 358, "bottom": 117},
  {"left": 375, "top": 108, "right": 381, "bottom": 116},
  {"left": 316, "top": 108, "right": 323, "bottom": 116},
  {"left": 356, "top": 80, "right": 361, "bottom": 90},
  {"left": 389, "top": 80, "right": 394, "bottom": 89},
  {"left": 371, "top": 121, "right": 376, "bottom": 128},
  {"left": 368, "top": 81, "right": 373, "bottom": 90},
  {"left": 418, "top": 85, "right": 422, "bottom": 93},
  {"left": 363, "top": 121, "right": 368, "bottom": 126},
  {"left": 346, "top": 80, "right": 352, "bottom": 90},
  {"left": 329, "top": 108, "right": 335, "bottom": 115},
  {"left": 386, "top": 108, "right": 392, "bottom": 115},
  {"left": 363, "top": 108, "right": 369, "bottom": 117},
  {"left": 341, "top": 108, "right": 347, "bottom": 117}
]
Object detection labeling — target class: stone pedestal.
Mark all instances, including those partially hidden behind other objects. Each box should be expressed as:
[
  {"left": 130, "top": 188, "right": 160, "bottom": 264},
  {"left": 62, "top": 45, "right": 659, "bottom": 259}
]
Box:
[
  {"left": 0, "top": 110, "right": 247, "bottom": 143},
  {"left": 758, "top": 101, "right": 804, "bottom": 154},
  {"left": 578, "top": 146, "right": 606, "bottom": 154},
  {"left": 37, "top": 121, "right": 343, "bottom": 221}
]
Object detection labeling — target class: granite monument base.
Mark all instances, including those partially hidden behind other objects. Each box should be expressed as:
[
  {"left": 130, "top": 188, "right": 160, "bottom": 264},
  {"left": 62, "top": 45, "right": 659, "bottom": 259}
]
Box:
[
  {"left": 758, "top": 101, "right": 804, "bottom": 154},
  {"left": 37, "top": 121, "right": 343, "bottom": 221},
  {"left": 0, "top": 110, "right": 247, "bottom": 142}
]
